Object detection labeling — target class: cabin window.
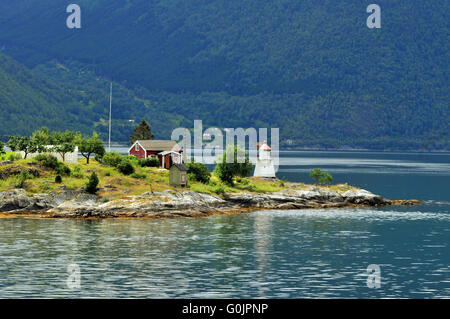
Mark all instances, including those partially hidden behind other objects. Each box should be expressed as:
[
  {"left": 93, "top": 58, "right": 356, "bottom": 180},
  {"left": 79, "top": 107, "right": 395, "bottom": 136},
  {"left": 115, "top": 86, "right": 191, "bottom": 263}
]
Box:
[{"left": 135, "top": 144, "right": 139, "bottom": 152}]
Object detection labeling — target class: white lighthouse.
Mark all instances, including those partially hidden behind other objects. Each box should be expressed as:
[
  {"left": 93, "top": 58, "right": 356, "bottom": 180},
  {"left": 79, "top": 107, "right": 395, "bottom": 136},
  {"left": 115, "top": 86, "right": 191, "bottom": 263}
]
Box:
[{"left": 254, "top": 140, "right": 276, "bottom": 178}]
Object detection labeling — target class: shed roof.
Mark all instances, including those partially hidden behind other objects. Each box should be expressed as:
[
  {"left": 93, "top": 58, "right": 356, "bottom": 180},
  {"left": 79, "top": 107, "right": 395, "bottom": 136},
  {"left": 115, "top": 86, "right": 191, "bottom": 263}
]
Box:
[
  {"left": 171, "top": 163, "right": 188, "bottom": 171},
  {"left": 135, "top": 140, "right": 181, "bottom": 152}
]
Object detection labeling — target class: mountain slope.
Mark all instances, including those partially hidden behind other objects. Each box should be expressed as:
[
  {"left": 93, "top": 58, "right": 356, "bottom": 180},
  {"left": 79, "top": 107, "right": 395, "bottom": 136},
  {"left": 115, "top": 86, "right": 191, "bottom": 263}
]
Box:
[
  {"left": 0, "top": 53, "right": 185, "bottom": 141},
  {"left": 0, "top": 0, "right": 448, "bottom": 149},
  {"left": 0, "top": 52, "right": 94, "bottom": 138}
]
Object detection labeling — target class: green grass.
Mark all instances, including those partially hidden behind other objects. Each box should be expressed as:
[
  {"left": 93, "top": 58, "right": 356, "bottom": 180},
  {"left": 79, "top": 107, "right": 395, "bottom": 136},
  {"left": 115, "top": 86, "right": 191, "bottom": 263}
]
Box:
[{"left": 0, "top": 154, "right": 358, "bottom": 198}]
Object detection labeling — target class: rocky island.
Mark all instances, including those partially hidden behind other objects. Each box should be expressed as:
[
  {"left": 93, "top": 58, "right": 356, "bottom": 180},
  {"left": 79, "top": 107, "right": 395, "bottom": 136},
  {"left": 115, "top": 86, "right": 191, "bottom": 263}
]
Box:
[
  {"left": 0, "top": 186, "right": 420, "bottom": 219},
  {"left": 0, "top": 155, "right": 421, "bottom": 219}
]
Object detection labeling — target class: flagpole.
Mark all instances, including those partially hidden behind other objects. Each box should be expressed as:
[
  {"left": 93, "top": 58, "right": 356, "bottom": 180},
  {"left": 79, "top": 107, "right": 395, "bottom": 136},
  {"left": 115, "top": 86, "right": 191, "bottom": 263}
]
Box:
[{"left": 108, "top": 82, "right": 112, "bottom": 152}]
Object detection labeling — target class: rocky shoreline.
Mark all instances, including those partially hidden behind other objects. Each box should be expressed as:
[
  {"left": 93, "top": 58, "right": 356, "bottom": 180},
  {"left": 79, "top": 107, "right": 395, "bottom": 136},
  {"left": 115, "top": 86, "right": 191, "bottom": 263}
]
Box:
[{"left": 0, "top": 187, "right": 421, "bottom": 219}]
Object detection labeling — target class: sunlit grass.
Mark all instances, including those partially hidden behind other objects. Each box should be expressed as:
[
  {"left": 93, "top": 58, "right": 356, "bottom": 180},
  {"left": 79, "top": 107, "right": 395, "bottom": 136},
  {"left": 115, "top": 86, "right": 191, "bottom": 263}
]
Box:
[{"left": 0, "top": 154, "right": 359, "bottom": 197}]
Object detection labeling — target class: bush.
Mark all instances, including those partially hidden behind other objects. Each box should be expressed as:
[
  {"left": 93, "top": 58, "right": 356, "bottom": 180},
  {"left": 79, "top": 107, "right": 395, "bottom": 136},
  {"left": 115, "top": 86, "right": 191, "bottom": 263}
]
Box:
[
  {"left": 214, "top": 146, "right": 253, "bottom": 185},
  {"left": 71, "top": 165, "right": 85, "bottom": 178},
  {"left": 213, "top": 185, "right": 225, "bottom": 195},
  {"left": 131, "top": 173, "right": 146, "bottom": 179},
  {"left": 117, "top": 160, "right": 135, "bottom": 175},
  {"left": 310, "top": 168, "right": 333, "bottom": 186},
  {"left": 139, "top": 157, "right": 160, "bottom": 167},
  {"left": 102, "top": 152, "right": 123, "bottom": 167},
  {"left": 15, "top": 170, "right": 29, "bottom": 188},
  {"left": 85, "top": 172, "right": 99, "bottom": 194},
  {"left": 34, "top": 154, "right": 59, "bottom": 169},
  {"left": 122, "top": 155, "right": 140, "bottom": 163},
  {"left": 55, "top": 164, "right": 71, "bottom": 176},
  {"left": 55, "top": 175, "right": 62, "bottom": 183},
  {"left": 186, "top": 162, "right": 211, "bottom": 184},
  {"left": 94, "top": 152, "right": 104, "bottom": 163}
]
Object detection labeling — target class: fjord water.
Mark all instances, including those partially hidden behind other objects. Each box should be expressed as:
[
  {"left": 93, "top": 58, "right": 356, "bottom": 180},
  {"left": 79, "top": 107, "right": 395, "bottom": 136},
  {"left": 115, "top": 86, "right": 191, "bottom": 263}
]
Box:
[{"left": 0, "top": 151, "right": 449, "bottom": 298}]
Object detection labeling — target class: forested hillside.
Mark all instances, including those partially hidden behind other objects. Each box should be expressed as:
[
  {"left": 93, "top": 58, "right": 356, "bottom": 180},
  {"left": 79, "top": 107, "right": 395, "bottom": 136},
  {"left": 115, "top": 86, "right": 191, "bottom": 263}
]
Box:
[
  {"left": 0, "top": 0, "right": 448, "bottom": 149},
  {"left": 0, "top": 53, "right": 185, "bottom": 141}
]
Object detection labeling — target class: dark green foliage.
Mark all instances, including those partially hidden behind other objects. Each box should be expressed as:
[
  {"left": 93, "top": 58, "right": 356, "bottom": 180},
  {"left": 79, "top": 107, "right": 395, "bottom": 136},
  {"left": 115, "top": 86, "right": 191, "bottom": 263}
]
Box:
[
  {"left": 319, "top": 173, "right": 333, "bottom": 186},
  {"left": 55, "top": 164, "right": 71, "bottom": 177},
  {"left": 186, "top": 162, "right": 211, "bottom": 184},
  {"left": 0, "top": 141, "right": 5, "bottom": 156},
  {"left": 34, "top": 153, "right": 70, "bottom": 176},
  {"left": 130, "top": 173, "right": 146, "bottom": 179},
  {"left": 0, "top": 2, "right": 448, "bottom": 150},
  {"left": 85, "top": 172, "right": 99, "bottom": 194},
  {"left": 130, "top": 120, "right": 154, "bottom": 145},
  {"left": 214, "top": 146, "right": 253, "bottom": 185},
  {"left": 139, "top": 157, "right": 160, "bottom": 168},
  {"left": 310, "top": 168, "right": 333, "bottom": 185},
  {"left": 102, "top": 152, "right": 123, "bottom": 167},
  {"left": 34, "top": 154, "right": 59, "bottom": 169},
  {"left": 54, "top": 175, "right": 62, "bottom": 184},
  {"left": 213, "top": 185, "right": 225, "bottom": 195},
  {"left": 117, "top": 160, "right": 135, "bottom": 175}
]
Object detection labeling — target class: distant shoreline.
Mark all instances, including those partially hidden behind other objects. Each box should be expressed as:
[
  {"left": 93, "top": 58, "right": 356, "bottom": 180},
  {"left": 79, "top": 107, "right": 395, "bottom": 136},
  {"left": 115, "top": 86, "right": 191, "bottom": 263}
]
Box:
[{"left": 104, "top": 143, "right": 450, "bottom": 154}]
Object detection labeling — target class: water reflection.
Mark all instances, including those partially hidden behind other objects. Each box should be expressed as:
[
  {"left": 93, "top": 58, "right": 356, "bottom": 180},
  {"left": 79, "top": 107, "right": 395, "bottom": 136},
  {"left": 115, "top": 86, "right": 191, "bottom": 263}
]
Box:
[{"left": 0, "top": 151, "right": 449, "bottom": 298}]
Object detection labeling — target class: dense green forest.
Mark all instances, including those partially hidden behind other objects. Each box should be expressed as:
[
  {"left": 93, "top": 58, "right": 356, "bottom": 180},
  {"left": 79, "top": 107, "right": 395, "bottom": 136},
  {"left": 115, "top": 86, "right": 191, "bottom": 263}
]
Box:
[{"left": 0, "top": 0, "right": 448, "bottom": 150}]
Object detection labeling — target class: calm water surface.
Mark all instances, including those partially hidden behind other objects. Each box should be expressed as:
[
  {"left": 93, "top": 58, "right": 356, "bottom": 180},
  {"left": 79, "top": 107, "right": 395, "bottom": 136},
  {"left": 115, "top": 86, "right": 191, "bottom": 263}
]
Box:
[{"left": 0, "top": 151, "right": 449, "bottom": 298}]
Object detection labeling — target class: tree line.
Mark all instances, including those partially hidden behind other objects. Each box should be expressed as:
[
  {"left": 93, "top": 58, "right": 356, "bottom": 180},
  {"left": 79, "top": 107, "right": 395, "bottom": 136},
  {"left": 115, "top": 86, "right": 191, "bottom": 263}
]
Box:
[{"left": 5, "top": 127, "right": 105, "bottom": 164}]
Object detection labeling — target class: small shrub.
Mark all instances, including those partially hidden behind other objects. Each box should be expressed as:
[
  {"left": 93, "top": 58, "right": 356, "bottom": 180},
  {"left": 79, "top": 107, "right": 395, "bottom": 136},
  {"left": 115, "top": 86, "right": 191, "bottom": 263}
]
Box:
[
  {"left": 117, "top": 160, "right": 135, "bottom": 175},
  {"left": 139, "top": 157, "right": 160, "bottom": 168},
  {"left": 8, "top": 153, "right": 15, "bottom": 161},
  {"left": 34, "top": 154, "right": 59, "bottom": 169},
  {"left": 239, "top": 178, "right": 249, "bottom": 185},
  {"left": 70, "top": 165, "right": 85, "bottom": 178},
  {"left": 40, "top": 183, "right": 51, "bottom": 191},
  {"left": 55, "top": 164, "right": 71, "bottom": 176},
  {"left": 55, "top": 175, "right": 63, "bottom": 183},
  {"left": 186, "top": 162, "right": 211, "bottom": 184},
  {"left": 102, "top": 152, "right": 123, "bottom": 167},
  {"left": 85, "top": 172, "right": 99, "bottom": 194},
  {"left": 15, "top": 170, "right": 29, "bottom": 188},
  {"left": 213, "top": 184, "right": 225, "bottom": 195},
  {"left": 310, "top": 168, "right": 333, "bottom": 185},
  {"left": 94, "top": 152, "right": 103, "bottom": 163},
  {"left": 104, "top": 171, "right": 111, "bottom": 177},
  {"left": 208, "top": 180, "right": 217, "bottom": 186},
  {"left": 122, "top": 155, "right": 140, "bottom": 164},
  {"left": 130, "top": 173, "right": 146, "bottom": 179}
]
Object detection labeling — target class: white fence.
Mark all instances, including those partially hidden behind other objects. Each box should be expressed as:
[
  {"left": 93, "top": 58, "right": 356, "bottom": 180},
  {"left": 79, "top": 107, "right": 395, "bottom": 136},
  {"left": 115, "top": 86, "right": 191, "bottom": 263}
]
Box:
[{"left": 18, "top": 146, "right": 79, "bottom": 164}]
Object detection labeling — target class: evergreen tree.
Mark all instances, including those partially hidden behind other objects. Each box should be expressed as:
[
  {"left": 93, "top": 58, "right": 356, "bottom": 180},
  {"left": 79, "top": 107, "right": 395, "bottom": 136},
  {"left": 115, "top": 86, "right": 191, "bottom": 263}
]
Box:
[
  {"left": 0, "top": 141, "right": 5, "bottom": 156},
  {"left": 130, "top": 120, "right": 154, "bottom": 145}
]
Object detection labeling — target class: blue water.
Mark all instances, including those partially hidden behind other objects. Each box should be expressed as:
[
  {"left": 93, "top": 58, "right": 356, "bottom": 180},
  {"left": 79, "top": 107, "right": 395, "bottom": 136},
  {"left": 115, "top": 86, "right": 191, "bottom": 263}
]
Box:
[{"left": 0, "top": 151, "right": 449, "bottom": 298}]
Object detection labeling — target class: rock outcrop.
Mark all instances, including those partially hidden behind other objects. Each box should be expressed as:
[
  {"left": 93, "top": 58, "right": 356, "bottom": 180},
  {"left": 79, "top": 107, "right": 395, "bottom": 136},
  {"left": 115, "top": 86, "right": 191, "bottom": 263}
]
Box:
[{"left": 0, "top": 187, "right": 420, "bottom": 219}]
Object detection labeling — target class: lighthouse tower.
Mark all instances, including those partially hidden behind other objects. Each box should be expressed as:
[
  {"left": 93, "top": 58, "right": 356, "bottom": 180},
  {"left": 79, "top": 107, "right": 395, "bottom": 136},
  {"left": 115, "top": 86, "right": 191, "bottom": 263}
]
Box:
[{"left": 254, "top": 140, "right": 276, "bottom": 178}]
